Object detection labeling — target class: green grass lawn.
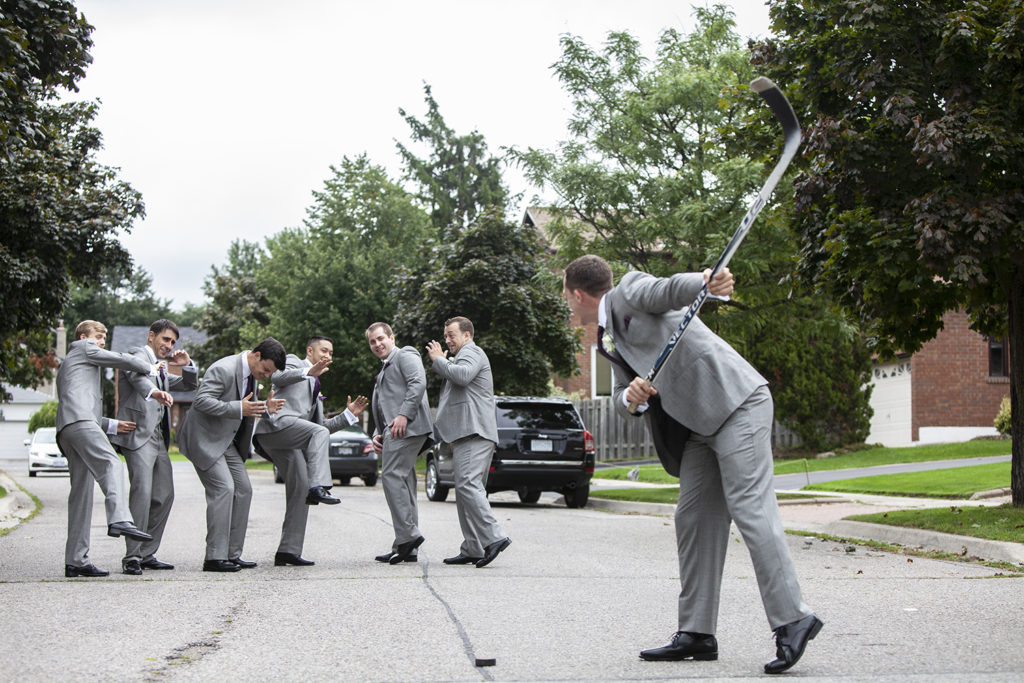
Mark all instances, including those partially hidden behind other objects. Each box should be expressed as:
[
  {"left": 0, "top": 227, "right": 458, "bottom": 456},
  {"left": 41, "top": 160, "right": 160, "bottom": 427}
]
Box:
[
  {"left": 847, "top": 504, "right": 1024, "bottom": 544},
  {"left": 590, "top": 487, "right": 821, "bottom": 505},
  {"left": 0, "top": 485, "right": 6, "bottom": 499},
  {"left": 162, "top": 447, "right": 272, "bottom": 470},
  {"left": 803, "top": 462, "right": 1011, "bottom": 499},
  {"left": 595, "top": 439, "right": 1010, "bottom": 484}
]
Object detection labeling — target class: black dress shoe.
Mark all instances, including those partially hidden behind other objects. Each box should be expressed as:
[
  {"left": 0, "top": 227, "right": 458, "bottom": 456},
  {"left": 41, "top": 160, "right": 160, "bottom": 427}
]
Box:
[
  {"left": 107, "top": 521, "right": 153, "bottom": 541},
  {"left": 475, "top": 537, "right": 511, "bottom": 568},
  {"left": 305, "top": 486, "right": 340, "bottom": 505},
  {"left": 140, "top": 558, "right": 174, "bottom": 570},
  {"left": 122, "top": 559, "right": 142, "bottom": 576},
  {"left": 765, "top": 614, "right": 823, "bottom": 674},
  {"left": 275, "top": 552, "right": 314, "bottom": 566},
  {"left": 202, "top": 559, "right": 242, "bottom": 572},
  {"left": 443, "top": 553, "right": 482, "bottom": 565},
  {"left": 230, "top": 558, "right": 257, "bottom": 568},
  {"left": 640, "top": 631, "right": 718, "bottom": 661},
  {"left": 375, "top": 551, "right": 418, "bottom": 563},
  {"left": 65, "top": 563, "right": 109, "bottom": 578},
  {"left": 389, "top": 536, "right": 425, "bottom": 564}
]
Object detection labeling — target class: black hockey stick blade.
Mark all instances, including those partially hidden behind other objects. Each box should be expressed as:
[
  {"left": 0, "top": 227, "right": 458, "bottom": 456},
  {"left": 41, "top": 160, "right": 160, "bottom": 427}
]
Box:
[{"left": 627, "top": 78, "right": 802, "bottom": 413}]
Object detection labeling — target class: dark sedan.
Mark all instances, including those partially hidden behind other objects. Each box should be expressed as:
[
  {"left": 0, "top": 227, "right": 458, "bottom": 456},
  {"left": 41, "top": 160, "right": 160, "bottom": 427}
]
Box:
[{"left": 424, "top": 396, "right": 595, "bottom": 507}]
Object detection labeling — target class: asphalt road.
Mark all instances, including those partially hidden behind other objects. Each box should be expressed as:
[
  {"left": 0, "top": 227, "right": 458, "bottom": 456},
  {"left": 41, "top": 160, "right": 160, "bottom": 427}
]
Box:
[{"left": 1, "top": 460, "right": 1023, "bottom": 682}]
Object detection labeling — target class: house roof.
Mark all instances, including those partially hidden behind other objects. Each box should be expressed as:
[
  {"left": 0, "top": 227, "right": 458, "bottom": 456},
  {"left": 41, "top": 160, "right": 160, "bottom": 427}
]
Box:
[
  {"left": 1, "top": 385, "right": 53, "bottom": 404},
  {"left": 109, "top": 326, "right": 208, "bottom": 353}
]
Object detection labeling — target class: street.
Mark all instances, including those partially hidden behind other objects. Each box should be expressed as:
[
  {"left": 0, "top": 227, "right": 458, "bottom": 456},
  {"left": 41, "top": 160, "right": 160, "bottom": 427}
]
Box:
[{"left": 1, "top": 461, "right": 1023, "bottom": 682}]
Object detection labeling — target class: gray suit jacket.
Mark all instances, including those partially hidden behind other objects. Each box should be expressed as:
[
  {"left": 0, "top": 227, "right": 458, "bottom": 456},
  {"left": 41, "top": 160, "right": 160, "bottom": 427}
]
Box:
[
  {"left": 56, "top": 339, "right": 154, "bottom": 434},
  {"left": 606, "top": 271, "right": 767, "bottom": 474},
  {"left": 372, "top": 345, "right": 433, "bottom": 440},
  {"left": 255, "top": 354, "right": 351, "bottom": 435},
  {"left": 432, "top": 341, "right": 497, "bottom": 444},
  {"left": 178, "top": 352, "right": 255, "bottom": 471},
  {"left": 110, "top": 346, "right": 198, "bottom": 451}
]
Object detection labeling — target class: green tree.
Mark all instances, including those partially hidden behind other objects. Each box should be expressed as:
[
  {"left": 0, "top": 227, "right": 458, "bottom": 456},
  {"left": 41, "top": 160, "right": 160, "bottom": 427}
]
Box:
[
  {"left": 397, "top": 83, "right": 510, "bottom": 235},
  {"left": 64, "top": 265, "right": 173, "bottom": 329},
  {"left": 192, "top": 240, "right": 269, "bottom": 369},
  {"left": 513, "top": 5, "right": 872, "bottom": 447},
  {"left": 756, "top": 0, "right": 1024, "bottom": 503},
  {"left": 393, "top": 208, "right": 579, "bottom": 396},
  {"left": 28, "top": 400, "right": 58, "bottom": 433},
  {"left": 260, "top": 156, "right": 433, "bottom": 409}
]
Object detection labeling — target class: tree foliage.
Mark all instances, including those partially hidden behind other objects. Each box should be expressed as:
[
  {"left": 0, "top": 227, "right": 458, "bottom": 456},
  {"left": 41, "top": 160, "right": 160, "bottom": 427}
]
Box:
[
  {"left": 28, "top": 400, "right": 58, "bottom": 433},
  {"left": 63, "top": 264, "right": 173, "bottom": 329},
  {"left": 397, "top": 83, "right": 510, "bottom": 236},
  {"left": 0, "top": 3, "right": 143, "bottom": 399},
  {"left": 755, "top": 0, "right": 1024, "bottom": 503},
  {"left": 192, "top": 240, "right": 269, "bottom": 369},
  {"left": 513, "top": 4, "right": 873, "bottom": 446},
  {"left": 393, "top": 208, "right": 579, "bottom": 396},
  {"left": 260, "top": 156, "right": 433, "bottom": 409}
]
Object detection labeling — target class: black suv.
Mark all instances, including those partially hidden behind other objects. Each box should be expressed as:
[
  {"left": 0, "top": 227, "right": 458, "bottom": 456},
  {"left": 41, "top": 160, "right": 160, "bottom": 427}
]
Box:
[{"left": 423, "top": 396, "right": 595, "bottom": 508}]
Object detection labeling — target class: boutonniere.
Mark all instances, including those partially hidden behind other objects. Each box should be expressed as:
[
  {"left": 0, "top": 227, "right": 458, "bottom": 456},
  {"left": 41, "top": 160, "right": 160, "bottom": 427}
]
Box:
[
  {"left": 317, "top": 395, "right": 326, "bottom": 403},
  {"left": 602, "top": 330, "right": 616, "bottom": 355}
]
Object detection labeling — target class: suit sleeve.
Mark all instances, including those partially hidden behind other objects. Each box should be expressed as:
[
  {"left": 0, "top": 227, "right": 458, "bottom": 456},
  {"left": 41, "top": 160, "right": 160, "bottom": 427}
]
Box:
[
  {"left": 431, "top": 346, "right": 484, "bottom": 387},
  {"left": 124, "top": 358, "right": 159, "bottom": 397},
  {"left": 396, "top": 348, "right": 427, "bottom": 421},
  {"left": 83, "top": 343, "right": 153, "bottom": 375},
  {"left": 192, "top": 364, "right": 242, "bottom": 417},
  {"left": 619, "top": 271, "right": 705, "bottom": 314},
  {"left": 166, "top": 363, "right": 199, "bottom": 391},
  {"left": 270, "top": 355, "right": 308, "bottom": 388}
]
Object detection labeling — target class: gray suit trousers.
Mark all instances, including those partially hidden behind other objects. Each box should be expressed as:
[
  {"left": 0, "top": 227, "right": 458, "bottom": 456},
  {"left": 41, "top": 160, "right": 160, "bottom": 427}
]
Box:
[
  {"left": 58, "top": 421, "right": 133, "bottom": 566},
  {"left": 452, "top": 436, "right": 504, "bottom": 557},
  {"left": 674, "top": 385, "right": 811, "bottom": 633},
  {"left": 193, "top": 445, "right": 253, "bottom": 561},
  {"left": 265, "top": 448, "right": 309, "bottom": 556},
  {"left": 255, "top": 420, "right": 331, "bottom": 489},
  {"left": 122, "top": 429, "right": 174, "bottom": 562},
  {"left": 381, "top": 433, "right": 427, "bottom": 547}
]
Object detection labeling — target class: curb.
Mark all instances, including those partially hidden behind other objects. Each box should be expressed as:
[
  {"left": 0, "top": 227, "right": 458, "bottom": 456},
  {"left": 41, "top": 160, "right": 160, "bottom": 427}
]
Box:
[
  {"left": 0, "top": 469, "right": 36, "bottom": 530},
  {"left": 586, "top": 496, "right": 1024, "bottom": 567}
]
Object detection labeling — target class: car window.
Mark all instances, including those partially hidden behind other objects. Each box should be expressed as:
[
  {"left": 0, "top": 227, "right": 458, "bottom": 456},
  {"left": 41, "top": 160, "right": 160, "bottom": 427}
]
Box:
[
  {"left": 496, "top": 403, "right": 583, "bottom": 430},
  {"left": 34, "top": 429, "right": 57, "bottom": 444}
]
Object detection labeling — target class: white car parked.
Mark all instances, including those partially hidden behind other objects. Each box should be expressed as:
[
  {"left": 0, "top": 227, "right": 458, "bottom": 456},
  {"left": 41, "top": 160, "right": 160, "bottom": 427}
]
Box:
[{"left": 24, "top": 427, "right": 68, "bottom": 476}]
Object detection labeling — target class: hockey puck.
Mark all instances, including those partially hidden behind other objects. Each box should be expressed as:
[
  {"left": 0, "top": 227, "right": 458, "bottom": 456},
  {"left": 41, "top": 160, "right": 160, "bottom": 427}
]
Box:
[{"left": 474, "top": 658, "right": 496, "bottom": 667}]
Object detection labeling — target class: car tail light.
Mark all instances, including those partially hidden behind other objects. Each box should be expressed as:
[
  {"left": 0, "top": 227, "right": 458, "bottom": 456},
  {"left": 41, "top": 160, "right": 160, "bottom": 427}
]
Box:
[
  {"left": 362, "top": 443, "right": 374, "bottom": 455},
  {"left": 584, "top": 430, "right": 595, "bottom": 472}
]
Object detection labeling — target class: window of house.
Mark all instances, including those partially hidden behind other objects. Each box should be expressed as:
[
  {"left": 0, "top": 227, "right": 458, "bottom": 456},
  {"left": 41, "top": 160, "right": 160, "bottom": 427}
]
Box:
[{"left": 988, "top": 337, "right": 1009, "bottom": 378}]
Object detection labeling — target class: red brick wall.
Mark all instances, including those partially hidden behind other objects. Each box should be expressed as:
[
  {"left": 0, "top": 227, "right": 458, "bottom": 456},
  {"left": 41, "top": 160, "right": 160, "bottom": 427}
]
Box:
[
  {"left": 553, "top": 313, "right": 598, "bottom": 398},
  {"left": 911, "top": 310, "right": 1011, "bottom": 440}
]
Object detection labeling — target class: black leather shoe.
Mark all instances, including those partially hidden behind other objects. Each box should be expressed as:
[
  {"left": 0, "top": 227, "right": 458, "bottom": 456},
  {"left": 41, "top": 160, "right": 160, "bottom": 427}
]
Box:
[
  {"left": 640, "top": 631, "right": 718, "bottom": 661},
  {"left": 389, "top": 536, "right": 425, "bottom": 564},
  {"left": 107, "top": 521, "right": 153, "bottom": 541},
  {"left": 122, "top": 559, "right": 142, "bottom": 576},
  {"left": 275, "top": 552, "right": 314, "bottom": 566},
  {"left": 765, "top": 614, "right": 823, "bottom": 674},
  {"left": 305, "top": 486, "right": 340, "bottom": 505},
  {"left": 140, "top": 558, "right": 174, "bottom": 570},
  {"left": 230, "top": 558, "right": 257, "bottom": 569},
  {"left": 376, "top": 551, "right": 418, "bottom": 563},
  {"left": 443, "top": 553, "right": 482, "bottom": 565},
  {"left": 202, "top": 559, "right": 242, "bottom": 572},
  {"left": 475, "top": 537, "right": 511, "bottom": 568},
  {"left": 65, "top": 563, "right": 109, "bottom": 578}
]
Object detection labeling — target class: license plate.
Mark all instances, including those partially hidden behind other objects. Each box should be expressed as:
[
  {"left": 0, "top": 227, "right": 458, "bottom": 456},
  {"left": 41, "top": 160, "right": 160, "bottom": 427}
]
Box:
[
  {"left": 531, "top": 439, "right": 553, "bottom": 452},
  {"left": 52, "top": 458, "right": 67, "bottom": 467},
  {"left": 333, "top": 447, "right": 357, "bottom": 456}
]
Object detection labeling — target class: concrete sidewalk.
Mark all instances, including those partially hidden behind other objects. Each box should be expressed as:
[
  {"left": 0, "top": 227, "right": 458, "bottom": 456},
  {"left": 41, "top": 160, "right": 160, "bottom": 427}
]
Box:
[{"left": 587, "top": 478, "right": 1024, "bottom": 566}]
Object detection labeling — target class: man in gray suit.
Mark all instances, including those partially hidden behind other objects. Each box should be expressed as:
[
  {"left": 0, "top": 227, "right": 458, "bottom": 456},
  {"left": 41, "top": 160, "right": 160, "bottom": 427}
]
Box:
[
  {"left": 177, "top": 338, "right": 287, "bottom": 572},
  {"left": 427, "top": 316, "right": 510, "bottom": 568},
  {"left": 563, "top": 255, "right": 821, "bottom": 675},
  {"left": 56, "top": 320, "right": 168, "bottom": 578},
  {"left": 111, "top": 319, "right": 198, "bottom": 575},
  {"left": 254, "top": 335, "right": 368, "bottom": 566},
  {"left": 367, "top": 322, "right": 432, "bottom": 565}
]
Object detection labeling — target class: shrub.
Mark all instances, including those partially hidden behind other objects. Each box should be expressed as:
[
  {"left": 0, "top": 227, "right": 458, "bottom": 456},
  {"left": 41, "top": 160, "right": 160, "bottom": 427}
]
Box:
[
  {"left": 993, "top": 397, "right": 1011, "bottom": 436},
  {"left": 27, "top": 401, "right": 58, "bottom": 433}
]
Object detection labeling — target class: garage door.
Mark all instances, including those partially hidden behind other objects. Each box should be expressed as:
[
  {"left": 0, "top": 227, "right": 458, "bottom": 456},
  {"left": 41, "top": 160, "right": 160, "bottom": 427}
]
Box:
[{"left": 866, "top": 360, "right": 912, "bottom": 447}]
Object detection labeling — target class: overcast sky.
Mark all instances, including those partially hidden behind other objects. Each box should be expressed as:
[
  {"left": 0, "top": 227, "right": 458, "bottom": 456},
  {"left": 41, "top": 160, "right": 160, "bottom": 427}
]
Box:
[{"left": 72, "top": 0, "right": 772, "bottom": 307}]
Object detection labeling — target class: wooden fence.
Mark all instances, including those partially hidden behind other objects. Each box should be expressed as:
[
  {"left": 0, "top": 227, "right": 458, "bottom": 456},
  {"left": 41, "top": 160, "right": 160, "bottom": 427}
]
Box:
[{"left": 573, "top": 397, "right": 802, "bottom": 462}]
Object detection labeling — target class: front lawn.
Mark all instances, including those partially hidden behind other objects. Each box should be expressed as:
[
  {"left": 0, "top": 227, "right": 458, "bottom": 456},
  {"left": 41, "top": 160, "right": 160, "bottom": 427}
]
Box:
[
  {"left": 803, "top": 462, "right": 1011, "bottom": 499},
  {"left": 590, "top": 487, "right": 821, "bottom": 505},
  {"left": 847, "top": 504, "right": 1024, "bottom": 544}
]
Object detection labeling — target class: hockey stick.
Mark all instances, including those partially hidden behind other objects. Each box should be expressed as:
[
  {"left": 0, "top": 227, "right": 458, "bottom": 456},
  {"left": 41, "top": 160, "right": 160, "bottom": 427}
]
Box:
[{"left": 627, "top": 77, "right": 801, "bottom": 413}]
